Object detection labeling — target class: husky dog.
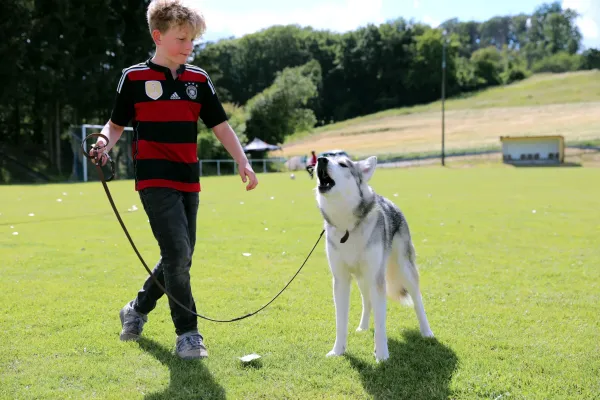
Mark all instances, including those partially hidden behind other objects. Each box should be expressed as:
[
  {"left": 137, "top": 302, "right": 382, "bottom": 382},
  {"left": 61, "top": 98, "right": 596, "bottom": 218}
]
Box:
[{"left": 315, "top": 155, "right": 434, "bottom": 362}]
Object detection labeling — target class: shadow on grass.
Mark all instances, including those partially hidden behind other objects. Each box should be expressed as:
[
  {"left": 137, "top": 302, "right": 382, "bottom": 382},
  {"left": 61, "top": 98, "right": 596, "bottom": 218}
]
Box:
[
  {"left": 345, "top": 330, "right": 458, "bottom": 400},
  {"left": 138, "top": 337, "right": 226, "bottom": 400}
]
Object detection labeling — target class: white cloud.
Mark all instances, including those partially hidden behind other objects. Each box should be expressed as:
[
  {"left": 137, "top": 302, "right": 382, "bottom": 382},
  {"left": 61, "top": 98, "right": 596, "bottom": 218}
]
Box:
[
  {"left": 413, "top": 0, "right": 420, "bottom": 9},
  {"left": 423, "top": 15, "right": 441, "bottom": 28},
  {"left": 563, "top": 0, "right": 600, "bottom": 48},
  {"left": 193, "top": 0, "right": 385, "bottom": 40}
]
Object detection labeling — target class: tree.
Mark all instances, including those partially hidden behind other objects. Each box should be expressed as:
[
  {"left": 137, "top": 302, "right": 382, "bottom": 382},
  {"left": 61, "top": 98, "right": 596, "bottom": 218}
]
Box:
[{"left": 244, "top": 62, "right": 319, "bottom": 144}]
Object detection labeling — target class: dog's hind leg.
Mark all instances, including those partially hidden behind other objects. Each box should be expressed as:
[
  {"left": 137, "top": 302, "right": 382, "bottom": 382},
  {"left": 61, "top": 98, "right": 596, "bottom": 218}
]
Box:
[
  {"left": 365, "top": 250, "right": 390, "bottom": 362},
  {"left": 327, "top": 268, "right": 352, "bottom": 357},
  {"left": 355, "top": 276, "right": 371, "bottom": 332},
  {"left": 395, "top": 237, "right": 434, "bottom": 338}
]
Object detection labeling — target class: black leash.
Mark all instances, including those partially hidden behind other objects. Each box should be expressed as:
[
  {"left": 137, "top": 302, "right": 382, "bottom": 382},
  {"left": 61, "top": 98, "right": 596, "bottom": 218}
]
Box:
[{"left": 82, "top": 133, "right": 325, "bottom": 322}]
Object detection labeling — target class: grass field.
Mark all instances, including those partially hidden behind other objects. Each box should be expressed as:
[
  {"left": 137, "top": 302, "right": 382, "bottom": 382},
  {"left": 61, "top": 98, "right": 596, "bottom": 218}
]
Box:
[
  {"left": 1, "top": 164, "right": 599, "bottom": 399},
  {"left": 278, "top": 70, "right": 600, "bottom": 158}
]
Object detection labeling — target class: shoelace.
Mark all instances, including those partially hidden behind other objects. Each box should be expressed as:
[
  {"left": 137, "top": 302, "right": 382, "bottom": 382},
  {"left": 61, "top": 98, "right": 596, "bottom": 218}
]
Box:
[
  {"left": 124, "top": 314, "right": 145, "bottom": 332},
  {"left": 178, "top": 335, "right": 203, "bottom": 351}
]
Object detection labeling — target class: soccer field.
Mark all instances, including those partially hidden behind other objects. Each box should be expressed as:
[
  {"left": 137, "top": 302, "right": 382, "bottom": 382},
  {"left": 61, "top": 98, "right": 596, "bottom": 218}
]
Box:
[{"left": 1, "top": 165, "right": 599, "bottom": 399}]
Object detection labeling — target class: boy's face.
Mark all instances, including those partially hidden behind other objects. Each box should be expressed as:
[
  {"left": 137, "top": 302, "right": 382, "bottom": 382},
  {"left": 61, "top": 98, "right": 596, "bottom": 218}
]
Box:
[{"left": 153, "top": 24, "right": 195, "bottom": 65}]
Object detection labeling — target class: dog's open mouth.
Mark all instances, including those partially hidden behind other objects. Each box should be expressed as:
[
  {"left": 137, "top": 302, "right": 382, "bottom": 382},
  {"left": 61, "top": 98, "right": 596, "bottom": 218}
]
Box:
[{"left": 317, "top": 163, "right": 335, "bottom": 193}]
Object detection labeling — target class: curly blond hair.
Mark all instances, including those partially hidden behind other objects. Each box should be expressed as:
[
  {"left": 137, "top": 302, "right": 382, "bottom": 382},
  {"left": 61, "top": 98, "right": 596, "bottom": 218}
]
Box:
[{"left": 146, "top": 0, "right": 206, "bottom": 39}]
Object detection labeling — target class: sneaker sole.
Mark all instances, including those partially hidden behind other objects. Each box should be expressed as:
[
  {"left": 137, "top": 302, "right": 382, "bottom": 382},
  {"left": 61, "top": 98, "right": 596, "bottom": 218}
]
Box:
[{"left": 177, "top": 352, "right": 209, "bottom": 360}]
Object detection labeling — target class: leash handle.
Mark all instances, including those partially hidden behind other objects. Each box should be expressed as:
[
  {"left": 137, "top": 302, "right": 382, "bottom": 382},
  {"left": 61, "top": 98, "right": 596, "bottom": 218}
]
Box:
[
  {"left": 81, "top": 133, "right": 116, "bottom": 182},
  {"left": 83, "top": 134, "right": 324, "bottom": 323}
]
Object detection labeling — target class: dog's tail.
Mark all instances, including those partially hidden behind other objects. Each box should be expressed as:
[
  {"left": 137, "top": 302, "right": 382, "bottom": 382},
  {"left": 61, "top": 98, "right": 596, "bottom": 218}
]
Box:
[{"left": 386, "top": 239, "right": 416, "bottom": 306}]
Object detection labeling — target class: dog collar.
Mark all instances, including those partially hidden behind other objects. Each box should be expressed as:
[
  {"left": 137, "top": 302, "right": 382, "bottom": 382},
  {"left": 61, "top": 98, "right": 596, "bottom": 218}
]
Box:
[{"left": 340, "top": 230, "right": 349, "bottom": 243}]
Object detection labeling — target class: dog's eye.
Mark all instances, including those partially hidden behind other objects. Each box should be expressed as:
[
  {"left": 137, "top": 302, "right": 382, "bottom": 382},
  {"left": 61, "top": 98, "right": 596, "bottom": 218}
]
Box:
[{"left": 339, "top": 163, "right": 348, "bottom": 168}]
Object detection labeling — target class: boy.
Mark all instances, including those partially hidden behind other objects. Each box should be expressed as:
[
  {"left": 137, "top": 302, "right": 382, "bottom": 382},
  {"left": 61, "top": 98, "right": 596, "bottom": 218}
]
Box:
[
  {"left": 90, "top": 0, "right": 258, "bottom": 360},
  {"left": 306, "top": 150, "right": 317, "bottom": 179}
]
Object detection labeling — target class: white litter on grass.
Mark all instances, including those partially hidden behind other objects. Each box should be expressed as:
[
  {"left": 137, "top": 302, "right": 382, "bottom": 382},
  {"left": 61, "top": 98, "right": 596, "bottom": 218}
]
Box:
[
  {"left": 12, "top": 232, "right": 19, "bottom": 236},
  {"left": 57, "top": 199, "right": 62, "bottom": 202},
  {"left": 393, "top": 193, "right": 398, "bottom": 197},
  {"left": 532, "top": 210, "right": 537, "bottom": 214},
  {"left": 264, "top": 228, "right": 268, "bottom": 231},
  {"left": 28, "top": 213, "right": 35, "bottom": 217},
  {"left": 128, "top": 205, "right": 138, "bottom": 212},
  {"left": 62, "top": 192, "right": 68, "bottom": 196},
  {"left": 239, "top": 353, "right": 261, "bottom": 363},
  {"left": 270, "top": 196, "right": 275, "bottom": 200},
  {"left": 240, "top": 201, "right": 244, "bottom": 205},
  {"left": 10, "top": 226, "right": 14, "bottom": 229},
  {"left": 242, "top": 253, "right": 251, "bottom": 257}
]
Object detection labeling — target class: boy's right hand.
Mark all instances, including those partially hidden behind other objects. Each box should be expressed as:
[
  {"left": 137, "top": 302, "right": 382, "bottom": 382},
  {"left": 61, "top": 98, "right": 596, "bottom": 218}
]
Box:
[{"left": 89, "top": 142, "right": 109, "bottom": 166}]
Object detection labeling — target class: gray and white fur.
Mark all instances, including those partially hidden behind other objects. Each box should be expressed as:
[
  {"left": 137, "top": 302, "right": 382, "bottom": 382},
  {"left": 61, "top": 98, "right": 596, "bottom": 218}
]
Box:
[{"left": 315, "top": 155, "right": 434, "bottom": 362}]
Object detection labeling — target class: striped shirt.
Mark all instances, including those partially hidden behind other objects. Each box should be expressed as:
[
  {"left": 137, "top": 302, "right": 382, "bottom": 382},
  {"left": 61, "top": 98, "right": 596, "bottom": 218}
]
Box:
[{"left": 110, "top": 59, "right": 227, "bottom": 192}]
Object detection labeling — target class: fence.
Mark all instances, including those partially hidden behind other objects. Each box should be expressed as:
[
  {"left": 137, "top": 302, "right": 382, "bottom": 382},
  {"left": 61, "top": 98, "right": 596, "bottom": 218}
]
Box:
[
  {"left": 199, "top": 158, "right": 286, "bottom": 177},
  {"left": 75, "top": 125, "right": 287, "bottom": 181}
]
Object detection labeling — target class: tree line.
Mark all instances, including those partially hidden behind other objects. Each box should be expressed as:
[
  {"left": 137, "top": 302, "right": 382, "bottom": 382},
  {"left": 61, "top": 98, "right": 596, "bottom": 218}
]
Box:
[{"left": 1, "top": 0, "right": 598, "bottom": 181}]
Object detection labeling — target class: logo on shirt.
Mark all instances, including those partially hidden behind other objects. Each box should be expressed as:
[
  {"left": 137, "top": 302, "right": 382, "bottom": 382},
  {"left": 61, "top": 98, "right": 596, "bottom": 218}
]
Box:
[
  {"left": 185, "top": 83, "right": 198, "bottom": 100},
  {"left": 145, "top": 81, "right": 163, "bottom": 100},
  {"left": 170, "top": 92, "right": 181, "bottom": 100}
]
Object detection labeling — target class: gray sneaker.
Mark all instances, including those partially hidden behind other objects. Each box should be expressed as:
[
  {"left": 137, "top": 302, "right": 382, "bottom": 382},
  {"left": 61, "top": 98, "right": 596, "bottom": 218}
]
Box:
[
  {"left": 176, "top": 331, "right": 208, "bottom": 359},
  {"left": 119, "top": 301, "right": 147, "bottom": 341}
]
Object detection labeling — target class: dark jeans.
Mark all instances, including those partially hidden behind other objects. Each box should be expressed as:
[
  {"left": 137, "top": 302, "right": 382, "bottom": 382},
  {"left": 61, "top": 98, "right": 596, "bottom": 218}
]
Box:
[{"left": 133, "top": 187, "right": 199, "bottom": 336}]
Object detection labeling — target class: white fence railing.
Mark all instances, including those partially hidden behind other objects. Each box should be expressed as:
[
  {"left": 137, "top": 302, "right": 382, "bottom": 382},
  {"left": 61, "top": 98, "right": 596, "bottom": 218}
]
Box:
[{"left": 199, "top": 158, "right": 286, "bottom": 176}]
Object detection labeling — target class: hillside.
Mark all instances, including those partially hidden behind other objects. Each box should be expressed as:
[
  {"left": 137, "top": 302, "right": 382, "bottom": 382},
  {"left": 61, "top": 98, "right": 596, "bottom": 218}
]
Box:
[{"left": 276, "top": 70, "right": 600, "bottom": 158}]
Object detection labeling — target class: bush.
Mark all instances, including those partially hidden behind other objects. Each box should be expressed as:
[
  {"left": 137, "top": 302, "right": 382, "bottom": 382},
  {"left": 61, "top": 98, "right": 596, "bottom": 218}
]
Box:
[
  {"left": 531, "top": 52, "right": 583, "bottom": 73},
  {"left": 502, "top": 67, "right": 529, "bottom": 84},
  {"left": 197, "top": 103, "right": 247, "bottom": 160},
  {"left": 581, "top": 49, "right": 600, "bottom": 70},
  {"left": 470, "top": 46, "right": 503, "bottom": 87}
]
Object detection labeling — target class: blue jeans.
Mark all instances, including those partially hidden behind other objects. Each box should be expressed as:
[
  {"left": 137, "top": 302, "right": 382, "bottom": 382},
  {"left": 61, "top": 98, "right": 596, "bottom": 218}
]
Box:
[{"left": 133, "top": 187, "right": 199, "bottom": 336}]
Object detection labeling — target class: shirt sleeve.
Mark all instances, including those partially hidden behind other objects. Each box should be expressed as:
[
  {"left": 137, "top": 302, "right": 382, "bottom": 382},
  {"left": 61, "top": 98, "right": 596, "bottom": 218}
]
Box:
[
  {"left": 199, "top": 77, "right": 228, "bottom": 129},
  {"left": 110, "top": 70, "right": 135, "bottom": 127}
]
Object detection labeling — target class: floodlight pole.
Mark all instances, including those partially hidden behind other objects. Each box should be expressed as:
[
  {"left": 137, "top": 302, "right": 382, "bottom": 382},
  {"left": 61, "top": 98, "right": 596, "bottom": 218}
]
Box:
[{"left": 441, "top": 30, "right": 447, "bottom": 167}]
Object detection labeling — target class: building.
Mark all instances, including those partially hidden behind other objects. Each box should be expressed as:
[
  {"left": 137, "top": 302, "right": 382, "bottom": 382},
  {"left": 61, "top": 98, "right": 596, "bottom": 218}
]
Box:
[{"left": 500, "top": 135, "right": 564, "bottom": 165}]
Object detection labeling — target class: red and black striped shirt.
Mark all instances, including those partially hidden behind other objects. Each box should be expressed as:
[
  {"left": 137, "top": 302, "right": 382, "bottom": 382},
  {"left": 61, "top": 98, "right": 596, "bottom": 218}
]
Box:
[{"left": 110, "top": 59, "right": 227, "bottom": 192}]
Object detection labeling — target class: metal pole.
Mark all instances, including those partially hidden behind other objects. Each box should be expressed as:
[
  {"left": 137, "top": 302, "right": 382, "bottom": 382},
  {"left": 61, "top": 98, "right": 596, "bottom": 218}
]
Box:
[
  {"left": 217, "top": 160, "right": 220, "bottom": 176},
  {"left": 82, "top": 125, "right": 88, "bottom": 182},
  {"left": 441, "top": 34, "right": 447, "bottom": 167},
  {"left": 263, "top": 159, "right": 266, "bottom": 173}
]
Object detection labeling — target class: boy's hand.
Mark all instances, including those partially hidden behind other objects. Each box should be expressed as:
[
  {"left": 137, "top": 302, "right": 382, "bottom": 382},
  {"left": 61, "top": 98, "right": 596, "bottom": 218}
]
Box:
[
  {"left": 238, "top": 159, "right": 258, "bottom": 191},
  {"left": 89, "top": 142, "right": 109, "bottom": 166}
]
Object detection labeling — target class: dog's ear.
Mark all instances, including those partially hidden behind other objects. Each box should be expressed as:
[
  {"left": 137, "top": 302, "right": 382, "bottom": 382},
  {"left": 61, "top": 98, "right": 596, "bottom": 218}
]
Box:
[{"left": 358, "top": 156, "right": 377, "bottom": 182}]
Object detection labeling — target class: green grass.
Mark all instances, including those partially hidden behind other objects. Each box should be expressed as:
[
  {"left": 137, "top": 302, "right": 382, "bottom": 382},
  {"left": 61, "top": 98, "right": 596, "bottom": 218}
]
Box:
[
  {"left": 1, "top": 165, "right": 599, "bottom": 399},
  {"left": 285, "top": 70, "right": 600, "bottom": 144}
]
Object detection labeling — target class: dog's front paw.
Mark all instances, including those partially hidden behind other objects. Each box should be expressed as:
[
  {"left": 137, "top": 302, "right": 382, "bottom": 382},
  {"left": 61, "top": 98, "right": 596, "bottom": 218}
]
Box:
[
  {"left": 326, "top": 347, "right": 345, "bottom": 357},
  {"left": 421, "top": 328, "right": 435, "bottom": 338},
  {"left": 374, "top": 350, "right": 389, "bottom": 363}
]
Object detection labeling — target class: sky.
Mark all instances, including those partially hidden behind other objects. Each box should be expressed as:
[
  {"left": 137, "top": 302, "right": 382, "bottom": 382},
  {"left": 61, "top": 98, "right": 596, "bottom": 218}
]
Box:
[{"left": 190, "top": 0, "right": 600, "bottom": 50}]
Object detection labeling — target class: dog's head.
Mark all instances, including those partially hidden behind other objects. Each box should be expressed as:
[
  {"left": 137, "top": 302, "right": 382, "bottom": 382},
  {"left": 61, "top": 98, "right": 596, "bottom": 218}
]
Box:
[{"left": 316, "top": 155, "right": 377, "bottom": 197}]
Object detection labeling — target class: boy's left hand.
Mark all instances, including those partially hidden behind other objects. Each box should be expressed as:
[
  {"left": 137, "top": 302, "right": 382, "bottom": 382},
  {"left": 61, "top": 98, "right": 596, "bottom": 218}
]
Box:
[{"left": 238, "top": 160, "right": 258, "bottom": 191}]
